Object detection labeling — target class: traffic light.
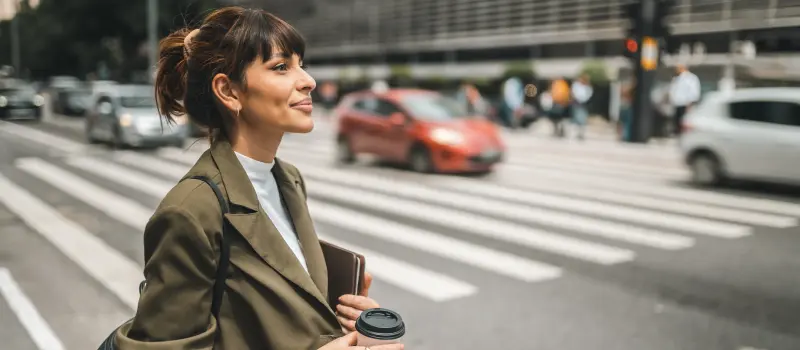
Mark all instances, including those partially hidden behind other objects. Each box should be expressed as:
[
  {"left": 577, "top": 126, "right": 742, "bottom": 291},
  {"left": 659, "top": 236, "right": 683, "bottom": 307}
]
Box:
[{"left": 623, "top": 37, "right": 639, "bottom": 59}]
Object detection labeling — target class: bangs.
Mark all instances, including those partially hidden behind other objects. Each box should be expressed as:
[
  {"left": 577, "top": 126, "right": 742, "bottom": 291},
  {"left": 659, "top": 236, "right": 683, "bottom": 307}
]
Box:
[{"left": 231, "top": 9, "right": 306, "bottom": 66}]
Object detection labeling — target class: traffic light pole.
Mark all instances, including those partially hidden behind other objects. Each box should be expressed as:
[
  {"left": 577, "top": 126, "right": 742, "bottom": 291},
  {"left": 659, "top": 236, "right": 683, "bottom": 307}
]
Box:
[{"left": 628, "top": 0, "right": 657, "bottom": 144}]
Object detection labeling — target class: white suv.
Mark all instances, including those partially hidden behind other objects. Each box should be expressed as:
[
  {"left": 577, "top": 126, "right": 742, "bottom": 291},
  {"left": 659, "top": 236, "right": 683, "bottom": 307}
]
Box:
[{"left": 680, "top": 87, "right": 800, "bottom": 186}]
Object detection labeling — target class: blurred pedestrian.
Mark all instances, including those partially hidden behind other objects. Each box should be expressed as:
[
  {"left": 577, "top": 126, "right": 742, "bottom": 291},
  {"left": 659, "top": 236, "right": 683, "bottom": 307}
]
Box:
[
  {"left": 110, "top": 6, "right": 402, "bottom": 350},
  {"left": 458, "top": 81, "right": 489, "bottom": 116},
  {"left": 570, "top": 73, "right": 593, "bottom": 140},
  {"left": 548, "top": 77, "right": 571, "bottom": 137},
  {"left": 501, "top": 76, "right": 525, "bottom": 128},
  {"left": 618, "top": 79, "right": 636, "bottom": 141},
  {"left": 668, "top": 64, "right": 701, "bottom": 136}
]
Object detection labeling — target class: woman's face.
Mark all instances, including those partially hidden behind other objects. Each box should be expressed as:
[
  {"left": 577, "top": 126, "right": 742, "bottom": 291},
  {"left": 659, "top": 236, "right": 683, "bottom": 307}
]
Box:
[{"left": 237, "top": 50, "right": 316, "bottom": 134}]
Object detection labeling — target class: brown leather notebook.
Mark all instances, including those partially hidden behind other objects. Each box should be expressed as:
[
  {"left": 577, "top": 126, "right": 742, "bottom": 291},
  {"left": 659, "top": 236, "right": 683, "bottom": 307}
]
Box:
[{"left": 320, "top": 240, "right": 366, "bottom": 310}]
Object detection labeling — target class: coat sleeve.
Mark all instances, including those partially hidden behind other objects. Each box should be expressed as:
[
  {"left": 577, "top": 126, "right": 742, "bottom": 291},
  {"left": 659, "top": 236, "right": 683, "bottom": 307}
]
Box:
[{"left": 115, "top": 205, "right": 218, "bottom": 350}]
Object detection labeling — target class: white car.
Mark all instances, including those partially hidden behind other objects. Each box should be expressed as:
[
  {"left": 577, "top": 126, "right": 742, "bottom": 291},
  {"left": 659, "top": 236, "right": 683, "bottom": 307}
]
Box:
[{"left": 680, "top": 87, "right": 800, "bottom": 186}]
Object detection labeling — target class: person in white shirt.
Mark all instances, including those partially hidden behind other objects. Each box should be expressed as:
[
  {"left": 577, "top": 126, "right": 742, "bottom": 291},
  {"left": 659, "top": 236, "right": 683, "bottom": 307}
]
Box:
[
  {"left": 570, "top": 74, "right": 593, "bottom": 140},
  {"left": 669, "top": 64, "right": 701, "bottom": 136}
]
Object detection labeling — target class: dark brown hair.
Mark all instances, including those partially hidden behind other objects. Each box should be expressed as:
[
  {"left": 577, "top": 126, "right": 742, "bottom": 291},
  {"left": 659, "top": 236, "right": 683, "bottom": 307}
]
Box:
[{"left": 155, "top": 6, "right": 306, "bottom": 142}]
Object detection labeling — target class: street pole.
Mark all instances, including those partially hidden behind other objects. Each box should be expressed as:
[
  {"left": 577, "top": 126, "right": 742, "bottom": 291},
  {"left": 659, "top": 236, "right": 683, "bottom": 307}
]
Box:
[
  {"left": 10, "top": 0, "right": 21, "bottom": 77},
  {"left": 147, "top": 0, "right": 158, "bottom": 83},
  {"left": 629, "top": 0, "right": 657, "bottom": 143}
]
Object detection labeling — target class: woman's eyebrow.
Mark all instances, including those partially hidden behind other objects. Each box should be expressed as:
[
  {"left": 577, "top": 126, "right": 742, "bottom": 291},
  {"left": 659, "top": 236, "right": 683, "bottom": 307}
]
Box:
[{"left": 269, "top": 52, "right": 292, "bottom": 59}]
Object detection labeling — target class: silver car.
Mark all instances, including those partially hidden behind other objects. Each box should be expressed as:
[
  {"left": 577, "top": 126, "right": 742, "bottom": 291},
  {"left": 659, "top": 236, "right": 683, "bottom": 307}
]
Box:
[{"left": 85, "top": 85, "right": 188, "bottom": 148}]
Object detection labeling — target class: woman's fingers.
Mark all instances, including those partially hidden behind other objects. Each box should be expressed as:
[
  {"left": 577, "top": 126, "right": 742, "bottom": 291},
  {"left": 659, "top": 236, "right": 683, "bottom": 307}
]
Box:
[
  {"left": 338, "top": 294, "right": 380, "bottom": 310},
  {"left": 360, "top": 272, "right": 373, "bottom": 297},
  {"left": 337, "top": 315, "right": 356, "bottom": 332},
  {"left": 336, "top": 304, "right": 362, "bottom": 321}
]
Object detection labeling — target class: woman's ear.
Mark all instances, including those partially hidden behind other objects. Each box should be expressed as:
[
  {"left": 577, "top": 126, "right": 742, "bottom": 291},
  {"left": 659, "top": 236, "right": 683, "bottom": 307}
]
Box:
[{"left": 211, "top": 73, "right": 241, "bottom": 114}]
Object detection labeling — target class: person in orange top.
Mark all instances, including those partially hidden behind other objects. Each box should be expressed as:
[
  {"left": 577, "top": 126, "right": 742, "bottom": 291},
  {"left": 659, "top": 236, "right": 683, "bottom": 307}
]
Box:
[{"left": 548, "top": 77, "right": 571, "bottom": 137}]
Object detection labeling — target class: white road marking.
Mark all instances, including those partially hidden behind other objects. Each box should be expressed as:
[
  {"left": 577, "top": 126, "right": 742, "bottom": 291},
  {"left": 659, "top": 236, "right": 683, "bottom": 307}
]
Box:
[
  {"left": 309, "top": 201, "right": 562, "bottom": 282},
  {"left": 316, "top": 235, "right": 477, "bottom": 302},
  {"left": 65, "top": 156, "right": 174, "bottom": 198},
  {"left": 0, "top": 268, "right": 65, "bottom": 350},
  {"left": 0, "top": 174, "right": 141, "bottom": 310},
  {"left": 16, "top": 158, "right": 153, "bottom": 231},
  {"left": 295, "top": 162, "right": 696, "bottom": 248},
  {"left": 306, "top": 180, "right": 635, "bottom": 265}
]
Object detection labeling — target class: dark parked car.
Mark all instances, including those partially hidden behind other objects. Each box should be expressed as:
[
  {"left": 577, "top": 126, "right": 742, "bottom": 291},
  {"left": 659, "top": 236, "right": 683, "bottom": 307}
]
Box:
[{"left": 0, "top": 84, "right": 44, "bottom": 121}]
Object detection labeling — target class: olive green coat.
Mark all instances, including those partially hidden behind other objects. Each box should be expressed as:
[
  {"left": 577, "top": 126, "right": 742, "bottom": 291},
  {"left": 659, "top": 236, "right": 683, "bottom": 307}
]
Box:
[{"left": 114, "top": 139, "right": 345, "bottom": 349}]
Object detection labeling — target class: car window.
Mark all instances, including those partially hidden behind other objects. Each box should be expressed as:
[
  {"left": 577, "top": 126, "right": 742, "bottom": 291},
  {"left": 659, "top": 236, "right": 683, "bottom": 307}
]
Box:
[
  {"left": 400, "top": 93, "right": 470, "bottom": 121},
  {"left": 374, "top": 99, "right": 402, "bottom": 117},
  {"left": 729, "top": 100, "right": 800, "bottom": 127},
  {"left": 352, "top": 97, "right": 378, "bottom": 114}
]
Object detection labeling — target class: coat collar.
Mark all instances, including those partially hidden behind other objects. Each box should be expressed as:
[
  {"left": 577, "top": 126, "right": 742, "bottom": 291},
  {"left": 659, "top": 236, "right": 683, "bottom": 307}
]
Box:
[{"left": 188, "top": 139, "right": 333, "bottom": 316}]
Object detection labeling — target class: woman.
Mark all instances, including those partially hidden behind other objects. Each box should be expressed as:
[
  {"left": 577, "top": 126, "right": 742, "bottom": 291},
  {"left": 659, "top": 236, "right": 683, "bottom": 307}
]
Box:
[{"left": 113, "top": 7, "right": 403, "bottom": 350}]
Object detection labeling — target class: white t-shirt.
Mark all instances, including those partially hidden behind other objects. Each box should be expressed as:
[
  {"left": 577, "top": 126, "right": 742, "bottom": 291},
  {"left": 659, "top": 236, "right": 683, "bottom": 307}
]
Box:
[{"left": 235, "top": 152, "right": 309, "bottom": 274}]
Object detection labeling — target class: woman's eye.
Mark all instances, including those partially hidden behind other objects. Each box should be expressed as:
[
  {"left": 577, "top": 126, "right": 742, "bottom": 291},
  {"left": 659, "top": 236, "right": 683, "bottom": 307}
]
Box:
[{"left": 272, "top": 63, "right": 288, "bottom": 71}]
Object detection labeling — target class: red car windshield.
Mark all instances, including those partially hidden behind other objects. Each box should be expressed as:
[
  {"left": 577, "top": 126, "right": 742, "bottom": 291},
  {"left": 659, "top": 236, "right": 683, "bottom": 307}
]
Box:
[{"left": 400, "top": 94, "right": 471, "bottom": 122}]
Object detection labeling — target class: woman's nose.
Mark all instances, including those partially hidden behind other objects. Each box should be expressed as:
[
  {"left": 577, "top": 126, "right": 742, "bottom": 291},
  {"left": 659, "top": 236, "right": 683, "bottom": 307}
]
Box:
[{"left": 297, "top": 71, "right": 316, "bottom": 92}]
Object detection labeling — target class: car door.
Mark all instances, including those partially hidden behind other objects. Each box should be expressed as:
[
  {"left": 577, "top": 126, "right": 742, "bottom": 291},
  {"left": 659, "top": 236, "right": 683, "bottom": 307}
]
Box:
[
  {"left": 763, "top": 99, "right": 800, "bottom": 182},
  {"left": 371, "top": 98, "right": 412, "bottom": 162},
  {"left": 723, "top": 99, "right": 777, "bottom": 178},
  {"left": 346, "top": 97, "right": 383, "bottom": 155},
  {"left": 725, "top": 99, "right": 793, "bottom": 181}
]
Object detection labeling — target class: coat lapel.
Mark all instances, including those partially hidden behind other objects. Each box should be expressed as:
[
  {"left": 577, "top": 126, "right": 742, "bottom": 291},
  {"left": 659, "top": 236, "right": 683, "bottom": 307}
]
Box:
[
  {"left": 273, "top": 159, "right": 329, "bottom": 299},
  {"left": 203, "top": 140, "right": 331, "bottom": 312}
]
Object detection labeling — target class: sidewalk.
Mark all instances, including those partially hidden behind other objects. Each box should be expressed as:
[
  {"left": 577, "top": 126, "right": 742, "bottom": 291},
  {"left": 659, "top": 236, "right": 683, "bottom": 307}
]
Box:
[{"left": 509, "top": 116, "right": 677, "bottom": 147}]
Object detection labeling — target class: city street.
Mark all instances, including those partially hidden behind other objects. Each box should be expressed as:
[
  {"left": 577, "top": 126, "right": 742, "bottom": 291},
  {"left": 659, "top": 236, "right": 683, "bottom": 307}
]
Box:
[{"left": 1, "top": 115, "right": 800, "bottom": 350}]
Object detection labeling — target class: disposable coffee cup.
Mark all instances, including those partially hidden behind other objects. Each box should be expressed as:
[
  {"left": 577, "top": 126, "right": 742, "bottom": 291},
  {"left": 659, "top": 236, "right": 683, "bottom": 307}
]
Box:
[{"left": 355, "top": 308, "right": 405, "bottom": 346}]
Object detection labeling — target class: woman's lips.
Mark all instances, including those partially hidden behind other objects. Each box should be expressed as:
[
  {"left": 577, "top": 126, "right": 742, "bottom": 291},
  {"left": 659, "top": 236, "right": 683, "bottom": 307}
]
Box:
[
  {"left": 290, "top": 103, "right": 313, "bottom": 113},
  {"left": 290, "top": 99, "right": 313, "bottom": 113}
]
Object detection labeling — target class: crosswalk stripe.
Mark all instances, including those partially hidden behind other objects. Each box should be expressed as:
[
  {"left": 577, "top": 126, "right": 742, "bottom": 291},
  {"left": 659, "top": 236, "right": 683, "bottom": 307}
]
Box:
[
  {"left": 498, "top": 164, "right": 800, "bottom": 216},
  {"left": 114, "top": 151, "right": 189, "bottom": 179},
  {"left": 0, "top": 174, "right": 141, "bottom": 310},
  {"left": 307, "top": 180, "right": 635, "bottom": 265},
  {"left": 65, "top": 156, "right": 174, "bottom": 198},
  {"left": 508, "top": 154, "right": 688, "bottom": 178},
  {"left": 417, "top": 175, "right": 752, "bottom": 238},
  {"left": 295, "top": 162, "right": 695, "bottom": 249},
  {"left": 0, "top": 268, "right": 65, "bottom": 350},
  {"left": 16, "top": 158, "right": 152, "bottom": 231},
  {"left": 316, "top": 235, "right": 477, "bottom": 302},
  {"left": 157, "top": 147, "right": 204, "bottom": 166},
  {"left": 0, "top": 121, "right": 87, "bottom": 154},
  {"left": 446, "top": 174, "right": 796, "bottom": 228},
  {"left": 309, "top": 201, "right": 563, "bottom": 282},
  {"left": 502, "top": 162, "right": 676, "bottom": 183}
]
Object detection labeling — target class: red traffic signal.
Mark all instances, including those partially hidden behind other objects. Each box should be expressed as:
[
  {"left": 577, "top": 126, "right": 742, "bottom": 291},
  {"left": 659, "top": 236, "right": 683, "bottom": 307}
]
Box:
[{"left": 626, "top": 38, "right": 639, "bottom": 53}]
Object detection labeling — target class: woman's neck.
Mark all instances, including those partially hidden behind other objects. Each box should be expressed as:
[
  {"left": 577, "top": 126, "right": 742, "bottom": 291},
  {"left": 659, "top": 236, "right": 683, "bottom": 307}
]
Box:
[{"left": 229, "top": 124, "right": 284, "bottom": 164}]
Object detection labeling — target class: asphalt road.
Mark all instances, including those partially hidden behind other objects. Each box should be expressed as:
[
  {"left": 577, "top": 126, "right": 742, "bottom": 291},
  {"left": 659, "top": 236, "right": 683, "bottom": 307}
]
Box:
[{"left": 0, "top": 115, "right": 799, "bottom": 350}]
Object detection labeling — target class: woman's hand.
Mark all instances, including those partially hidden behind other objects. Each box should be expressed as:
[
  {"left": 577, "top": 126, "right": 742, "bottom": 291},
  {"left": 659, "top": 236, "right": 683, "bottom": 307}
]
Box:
[
  {"left": 318, "top": 332, "right": 404, "bottom": 350},
  {"left": 336, "top": 272, "right": 379, "bottom": 333}
]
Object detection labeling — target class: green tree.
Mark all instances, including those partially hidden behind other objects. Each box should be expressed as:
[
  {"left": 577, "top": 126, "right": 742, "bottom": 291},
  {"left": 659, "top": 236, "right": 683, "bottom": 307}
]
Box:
[{"left": 1, "top": 0, "right": 222, "bottom": 80}]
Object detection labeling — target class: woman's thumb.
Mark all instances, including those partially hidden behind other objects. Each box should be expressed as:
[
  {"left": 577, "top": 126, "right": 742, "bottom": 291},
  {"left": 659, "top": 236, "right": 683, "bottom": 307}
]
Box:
[{"left": 335, "top": 331, "right": 358, "bottom": 346}]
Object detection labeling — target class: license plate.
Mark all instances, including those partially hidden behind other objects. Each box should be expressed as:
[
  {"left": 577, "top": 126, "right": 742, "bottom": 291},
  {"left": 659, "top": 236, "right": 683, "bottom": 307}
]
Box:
[{"left": 10, "top": 109, "right": 32, "bottom": 117}]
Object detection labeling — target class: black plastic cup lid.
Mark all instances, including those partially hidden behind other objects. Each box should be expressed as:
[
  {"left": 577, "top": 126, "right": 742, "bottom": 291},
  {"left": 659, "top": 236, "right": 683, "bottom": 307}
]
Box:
[{"left": 355, "top": 308, "right": 405, "bottom": 340}]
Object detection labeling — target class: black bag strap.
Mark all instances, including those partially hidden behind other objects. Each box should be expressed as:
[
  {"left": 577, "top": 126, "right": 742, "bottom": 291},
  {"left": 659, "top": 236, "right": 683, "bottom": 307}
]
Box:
[{"left": 183, "top": 175, "right": 231, "bottom": 319}]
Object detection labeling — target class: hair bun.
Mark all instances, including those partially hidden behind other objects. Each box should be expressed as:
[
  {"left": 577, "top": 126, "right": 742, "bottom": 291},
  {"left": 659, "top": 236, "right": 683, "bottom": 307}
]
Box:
[{"left": 183, "top": 29, "right": 201, "bottom": 58}]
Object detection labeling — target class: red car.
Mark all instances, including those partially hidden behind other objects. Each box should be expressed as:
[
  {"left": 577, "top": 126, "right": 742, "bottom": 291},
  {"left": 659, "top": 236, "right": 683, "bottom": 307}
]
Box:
[{"left": 334, "top": 89, "right": 505, "bottom": 173}]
